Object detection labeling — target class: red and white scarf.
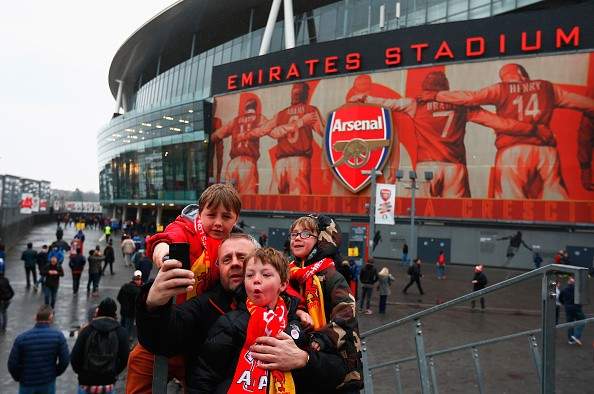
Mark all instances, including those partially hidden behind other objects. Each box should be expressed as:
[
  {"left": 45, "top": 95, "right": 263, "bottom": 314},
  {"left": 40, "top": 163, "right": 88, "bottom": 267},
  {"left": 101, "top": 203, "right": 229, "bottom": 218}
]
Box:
[
  {"left": 228, "top": 297, "right": 295, "bottom": 394},
  {"left": 290, "top": 258, "right": 335, "bottom": 330}
]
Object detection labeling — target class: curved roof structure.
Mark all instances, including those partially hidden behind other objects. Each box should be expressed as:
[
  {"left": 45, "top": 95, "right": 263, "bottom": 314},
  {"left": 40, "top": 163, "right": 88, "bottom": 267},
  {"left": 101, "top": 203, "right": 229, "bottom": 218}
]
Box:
[{"left": 108, "top": 0, "right": 336, "bottom": 99}]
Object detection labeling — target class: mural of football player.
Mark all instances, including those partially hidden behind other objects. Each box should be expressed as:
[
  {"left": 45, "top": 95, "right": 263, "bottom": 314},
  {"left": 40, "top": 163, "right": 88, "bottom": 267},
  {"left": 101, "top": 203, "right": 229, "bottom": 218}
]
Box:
[
  {"left": 425, "top": 63, "right": 594, "bottom": 199},
  {"left": 247, "top": 82, "right": 325, "bottom": 194},
  {"left": 351, "top": 71, "right": 544, "bottom": 198},
  {"left": 208, "top": 100, "right": 224, "bottom": 183},
  {"left": 210, "top": 94, "right": 268, "bottom": 194},
  {"left": 578, "top": 114, "right": 594, "bottom": 191}
]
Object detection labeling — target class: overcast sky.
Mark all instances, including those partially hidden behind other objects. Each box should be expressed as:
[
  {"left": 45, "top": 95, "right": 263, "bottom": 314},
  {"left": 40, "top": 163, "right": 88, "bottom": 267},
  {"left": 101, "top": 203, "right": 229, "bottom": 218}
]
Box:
[{"left": 0, "top": 0, "right": 176, "bottom": 193}]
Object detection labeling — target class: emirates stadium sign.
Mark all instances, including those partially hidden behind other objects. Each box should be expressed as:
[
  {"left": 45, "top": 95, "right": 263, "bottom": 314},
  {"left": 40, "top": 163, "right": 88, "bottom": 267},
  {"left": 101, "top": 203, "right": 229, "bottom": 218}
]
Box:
[{"left": 325, "top": 104, "right": 392, "bottom": 193}]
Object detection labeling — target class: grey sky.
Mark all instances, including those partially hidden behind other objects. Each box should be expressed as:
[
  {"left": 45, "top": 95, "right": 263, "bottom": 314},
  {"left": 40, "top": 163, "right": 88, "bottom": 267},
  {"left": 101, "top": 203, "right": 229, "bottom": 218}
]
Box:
[{"left": 0, "top": 0, "right": 175, "bottom": 192}]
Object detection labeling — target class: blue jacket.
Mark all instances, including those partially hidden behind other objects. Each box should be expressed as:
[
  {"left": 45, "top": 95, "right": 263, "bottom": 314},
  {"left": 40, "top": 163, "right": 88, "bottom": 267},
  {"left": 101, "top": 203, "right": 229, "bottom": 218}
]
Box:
[{"left": 7, "top": 323, "right": 70, "bottom": 386}]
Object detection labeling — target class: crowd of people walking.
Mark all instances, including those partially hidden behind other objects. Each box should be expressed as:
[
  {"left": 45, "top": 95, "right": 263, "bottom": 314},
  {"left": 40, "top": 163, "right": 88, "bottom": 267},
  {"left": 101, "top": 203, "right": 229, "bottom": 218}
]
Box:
[{"left": 0, "top": 183, "right": 590, "bottom": 393}]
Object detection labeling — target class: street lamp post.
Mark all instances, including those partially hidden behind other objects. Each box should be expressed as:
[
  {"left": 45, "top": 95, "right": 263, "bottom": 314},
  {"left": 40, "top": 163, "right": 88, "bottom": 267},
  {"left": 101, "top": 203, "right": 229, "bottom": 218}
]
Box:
[
  {"left": 397, "top": 170, "right": 433, "bottom": 261},
  {"left": 362, "top": 170, "right": 383, "bottom": 257}
]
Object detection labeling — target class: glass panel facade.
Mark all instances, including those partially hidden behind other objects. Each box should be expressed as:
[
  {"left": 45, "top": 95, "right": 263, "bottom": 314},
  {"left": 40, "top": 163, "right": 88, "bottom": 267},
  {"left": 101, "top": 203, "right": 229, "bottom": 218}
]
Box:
[
  {"left": 100, "top": 0, "right": 543, "bottom": 204},
  {"left": 128, "top": 0, "right": 542, "bottom": 114}
]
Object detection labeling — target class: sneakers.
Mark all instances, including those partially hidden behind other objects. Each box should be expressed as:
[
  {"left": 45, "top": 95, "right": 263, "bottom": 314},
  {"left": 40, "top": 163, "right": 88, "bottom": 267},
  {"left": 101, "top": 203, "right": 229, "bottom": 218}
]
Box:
[
  {"left": 568, "top": 339, "right": 576, "bottom": 345},
  {"left": 571, "top": 336, "right": 582, "bottom": 346},
  {"left": 364, "top": 309, "right": 373, "bottom": 315}
]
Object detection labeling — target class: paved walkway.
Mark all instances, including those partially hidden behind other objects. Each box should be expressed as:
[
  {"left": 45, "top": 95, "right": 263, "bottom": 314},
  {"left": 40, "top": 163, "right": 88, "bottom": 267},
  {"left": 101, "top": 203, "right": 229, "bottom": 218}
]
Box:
[{"left": 1, "top": 223, "right": 592, "bottom": 393}]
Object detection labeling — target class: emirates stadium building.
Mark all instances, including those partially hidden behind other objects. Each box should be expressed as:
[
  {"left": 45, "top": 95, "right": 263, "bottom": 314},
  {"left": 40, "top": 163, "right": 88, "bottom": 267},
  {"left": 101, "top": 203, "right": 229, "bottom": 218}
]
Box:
[{"left": 98, "top": 0, "right": 594, "bottom": 269}]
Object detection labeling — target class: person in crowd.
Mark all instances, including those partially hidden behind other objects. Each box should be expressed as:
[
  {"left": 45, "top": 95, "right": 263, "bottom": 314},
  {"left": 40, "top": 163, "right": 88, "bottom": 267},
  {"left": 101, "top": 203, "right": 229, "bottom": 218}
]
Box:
[
  {"left": 402, "top": 243, "right": 409, "bottom": 266},
  {"left": 35, "top": 245, "right": 49, "bottom": 289},
  {"left": 69, "top": 248, "right": 86, "bottom": 295},
  {"left": 0, "top": 261, "right": 15, "bottom": 331},
  {"left": 403, "top": 258, "right": 424, "bottom": 295},
  {"left": 279, "top": 214, "right": 362, "bottom": 390},
  {"left": 41, "top": 256, "right": 64, "bottom": 309},
  {"left": 117, "top": 270, "right": 143, "bottom": 342},
  {"left": 0, "top": 243, "right": 5, "bottom": 269},
  {"left": 533, "top": 251, "right": 543, "bottom": 269},
  {"left": 21, "top": 242, "right": 38, "bottom": 290},
  {"left": 74, "top": 229, "right": 86, "bottom": 246},
  {"left": 337, "top": 260, "right": 354, "bottom": 293},
  {"left": 136, "top": 251, "right": 153, "bottom": 284},
  {"left": 377, "top": 267, "right": 395, "bottom": 314},
  {"left": 555, "top": 278, "right": 561, "bottom": 325},
  {"left": 359, "top": 258, "right": 379, "bottom": 314},
  {"left": 436, "top": 250, "right": 447, "bottom": 280},
  {"left": 127, "top": 183, "right": 242, "bottom": 393},
  {"left": 104, "top": 224, "right": 112, "bottom": 244},
  {"left": 121, "top": 236, "right": 136, "bottom": 268},
  {"left": 471, "top": 265, "right": 488, "bottom": 310},
  {"left": 102, "top": 239, "right": 115, "bottom": 275},
  {"left": 132, "top": 233, "right": 143, "bottom": 252},
  {"left": 55, "top": 226, "right": 64, "bottom": 241},
  {"left": 71, "top": 297, "right": 129, "bottom": 394},
  {"left": 258, "top": 233, "right": 268, "bottom": 247},
  {"left": 87, "top": 247, "right": 105, "bottom": 297},
  {"left": 560, "top": 276, "right": 586, "bottom": 346},
  {"left": 49, "top": 236, "right": 70, "bottom": 259},
  {"left": 7, "top": 305, "right": 70, "bottom": 393}
]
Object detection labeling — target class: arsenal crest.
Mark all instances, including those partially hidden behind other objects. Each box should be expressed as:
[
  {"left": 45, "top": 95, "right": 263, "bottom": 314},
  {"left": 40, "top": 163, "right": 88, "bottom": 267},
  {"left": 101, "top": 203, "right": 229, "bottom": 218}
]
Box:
[{"left": 324, "top": 104, "right": 393, "bottom": 193}]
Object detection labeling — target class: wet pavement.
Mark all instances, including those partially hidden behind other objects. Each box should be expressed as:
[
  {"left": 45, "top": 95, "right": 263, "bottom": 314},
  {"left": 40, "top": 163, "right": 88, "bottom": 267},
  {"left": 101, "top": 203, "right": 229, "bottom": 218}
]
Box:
[
  {"left": 0, "top": 222, "right": 592, "bottom": 393},
  {"left": 0, "top": 222, "right": 151, "bottom": 393}
]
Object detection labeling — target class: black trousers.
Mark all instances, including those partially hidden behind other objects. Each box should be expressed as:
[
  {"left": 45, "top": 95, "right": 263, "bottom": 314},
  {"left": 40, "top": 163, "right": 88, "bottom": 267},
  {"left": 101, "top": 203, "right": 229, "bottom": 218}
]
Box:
[
  {"left": 25, "top": 266, "right": 37, "bottom": 287},
  {"left": 403, "top": 278, "right": 424, "bottom": 294}
]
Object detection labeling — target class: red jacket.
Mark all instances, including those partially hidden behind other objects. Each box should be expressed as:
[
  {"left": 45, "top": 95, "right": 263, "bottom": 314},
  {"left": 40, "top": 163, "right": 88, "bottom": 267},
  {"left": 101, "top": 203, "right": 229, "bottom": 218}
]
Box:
[{"left": 146, "top": 205, "right": 221, "bottom": 303}]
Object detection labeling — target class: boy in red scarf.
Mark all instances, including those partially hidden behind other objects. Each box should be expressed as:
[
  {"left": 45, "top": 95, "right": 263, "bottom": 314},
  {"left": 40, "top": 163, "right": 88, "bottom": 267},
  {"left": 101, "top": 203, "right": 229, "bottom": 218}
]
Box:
[
  {"left": 126, "top": 183, "right": 241, "bottom": 394},
  {"left": 189, "top": 248, "right": 306, "bottom": 393}
]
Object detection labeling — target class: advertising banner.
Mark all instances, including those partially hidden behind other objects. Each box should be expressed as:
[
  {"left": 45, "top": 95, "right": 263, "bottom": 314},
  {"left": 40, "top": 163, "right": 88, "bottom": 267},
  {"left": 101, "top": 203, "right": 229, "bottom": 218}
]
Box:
[
  {"left": 20, "top": 193, "right": 33, "bottom": 214},
  {"left": 32, "top": 196, "right": 39, "bottom": 213},
  {"left": 64, "top": 201, "right": 101, "bottom": 213},
  {"left": 53, "top": 200, "right": 61, "bottom": 211},
  {"left": 375, "top": 183, "right": 396, "bottom": 225},
  {"left": 39, "top": 199, "right": 47, "bottom": 212},
  {"left": 212, "top": 51, "right": 594, "bottom": 224}
]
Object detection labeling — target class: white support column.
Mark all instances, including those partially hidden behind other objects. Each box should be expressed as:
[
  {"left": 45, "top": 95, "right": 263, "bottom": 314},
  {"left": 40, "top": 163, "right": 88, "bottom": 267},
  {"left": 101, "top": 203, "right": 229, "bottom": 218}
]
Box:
[
  {"left": 121, "top": 206, "right": 127, "bottom": 222},
  {"left": 259, "top": 0, "right": 282, "bottom": 55},
  {"left": 114, "top": 80, "right": 124, "bottom": 115},
  {"left": 283, "top": 0, "right": 296, "bottom": 49},
  {"left": 136, "top": 207, "right": 142, "bottom": 222}
]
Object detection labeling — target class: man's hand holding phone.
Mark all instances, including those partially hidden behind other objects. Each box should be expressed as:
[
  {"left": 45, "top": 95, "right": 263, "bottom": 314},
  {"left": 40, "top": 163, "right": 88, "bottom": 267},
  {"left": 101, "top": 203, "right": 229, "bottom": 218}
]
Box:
[{"left": 146, "top": 256, "right": 194, "bottom": 310}]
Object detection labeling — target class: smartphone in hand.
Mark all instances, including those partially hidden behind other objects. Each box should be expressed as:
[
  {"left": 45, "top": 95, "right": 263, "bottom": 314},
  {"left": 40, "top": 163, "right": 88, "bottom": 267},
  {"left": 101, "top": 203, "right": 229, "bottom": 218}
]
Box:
[{"left": 169, "top": 243, "right": 190, "bottom": 271}]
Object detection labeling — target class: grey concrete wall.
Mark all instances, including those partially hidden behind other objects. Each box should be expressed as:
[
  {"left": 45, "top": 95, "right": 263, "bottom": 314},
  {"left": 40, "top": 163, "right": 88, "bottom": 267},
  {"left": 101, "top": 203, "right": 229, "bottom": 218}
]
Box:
[{"left": 239, "top": 213, "right": 594, "bottom": 269}]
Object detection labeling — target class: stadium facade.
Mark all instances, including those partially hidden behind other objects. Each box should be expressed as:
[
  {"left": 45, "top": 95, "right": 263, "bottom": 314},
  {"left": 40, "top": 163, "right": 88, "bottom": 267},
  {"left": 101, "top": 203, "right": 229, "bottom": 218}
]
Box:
[{"left": 98, "top": 0, "right": 594, "bottom": 268}]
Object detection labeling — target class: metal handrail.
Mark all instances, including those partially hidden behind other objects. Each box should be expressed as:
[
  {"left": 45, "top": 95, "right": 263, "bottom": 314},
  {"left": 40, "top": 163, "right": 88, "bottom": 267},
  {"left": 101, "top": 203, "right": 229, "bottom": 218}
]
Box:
[
  {"left": 360, "top": 264, "right": 589, "bottom": 394},
  {"left": 361, "top": 264, "right": 587, "bottom": 338},
  {"left": 369, "top": 317, "right": 594, "bottom": 371}
]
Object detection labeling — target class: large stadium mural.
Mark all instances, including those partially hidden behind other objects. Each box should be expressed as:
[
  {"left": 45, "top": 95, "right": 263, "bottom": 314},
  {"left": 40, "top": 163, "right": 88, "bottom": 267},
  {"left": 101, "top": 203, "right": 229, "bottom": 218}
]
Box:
[{"left": 211, "top": 52, "right": 594, "bottom": 224}]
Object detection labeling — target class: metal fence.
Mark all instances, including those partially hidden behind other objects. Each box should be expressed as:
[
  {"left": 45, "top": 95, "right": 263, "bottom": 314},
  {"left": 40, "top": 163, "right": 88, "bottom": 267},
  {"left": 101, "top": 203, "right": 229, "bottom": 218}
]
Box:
[{"left": 360, "top": 264, "right": 589, "bottom": 394}]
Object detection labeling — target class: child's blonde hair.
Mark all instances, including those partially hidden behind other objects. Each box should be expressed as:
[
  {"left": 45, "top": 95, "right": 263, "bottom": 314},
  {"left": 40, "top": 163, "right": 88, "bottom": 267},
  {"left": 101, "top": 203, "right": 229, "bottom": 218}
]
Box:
[
  {"left": 245, "top": 247, "right": 289, "bottom": 283},
  {"left": 198, "top": 183, "right": 241, "bottom": 216}
]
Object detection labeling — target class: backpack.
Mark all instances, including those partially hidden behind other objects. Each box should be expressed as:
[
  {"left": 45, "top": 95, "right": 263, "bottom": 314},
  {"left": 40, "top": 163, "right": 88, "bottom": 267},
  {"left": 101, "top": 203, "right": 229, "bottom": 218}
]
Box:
[{"left": 83, "top": 327, "right": 119, "bottom": 375}]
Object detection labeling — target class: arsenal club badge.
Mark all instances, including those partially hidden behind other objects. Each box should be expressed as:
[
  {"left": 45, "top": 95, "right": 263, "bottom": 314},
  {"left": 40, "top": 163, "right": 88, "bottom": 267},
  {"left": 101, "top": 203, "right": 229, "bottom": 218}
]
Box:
[{"left": 325, "top": 104, "right": 393, "bottom": 193}]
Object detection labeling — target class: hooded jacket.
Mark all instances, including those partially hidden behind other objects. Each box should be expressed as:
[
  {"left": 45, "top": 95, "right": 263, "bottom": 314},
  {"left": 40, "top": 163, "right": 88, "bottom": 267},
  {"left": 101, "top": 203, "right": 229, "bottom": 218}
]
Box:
[
  {"left": 146, "top": 204, "right": 221, "bottom": 303},
  {"left": 70, "top": 316, "right": 129, "bottom": 385}
]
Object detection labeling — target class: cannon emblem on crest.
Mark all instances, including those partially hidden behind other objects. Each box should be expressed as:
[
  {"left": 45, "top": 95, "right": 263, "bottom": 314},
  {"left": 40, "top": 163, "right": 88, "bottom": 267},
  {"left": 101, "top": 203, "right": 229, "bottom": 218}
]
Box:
[{"left": 332, "top": 138, "right": 390, "bottom": 168}]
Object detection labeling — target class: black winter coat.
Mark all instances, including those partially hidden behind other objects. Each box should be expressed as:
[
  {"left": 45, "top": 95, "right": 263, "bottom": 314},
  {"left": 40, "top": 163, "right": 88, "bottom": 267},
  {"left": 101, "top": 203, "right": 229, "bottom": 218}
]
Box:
[
  {"left": 189, "top": 293, "right": 346, "bottom": 394},
  {"left": 0, "top": 277, "right": 14, "bottom": 301},
  {"left": 136, "top": 282, "right": 239, "bottom": 358},
  {"left": 472, "top": 272, "right": 488, "bottom": 291},
  {"left": 117, "top": 282, "right": 141, "bottom": 318},
  {"left": 70, "top": 316, "right": 129, "bottom": 385},
  {"left": 40, "top": 263, "right": 64, "bottom": 288}
]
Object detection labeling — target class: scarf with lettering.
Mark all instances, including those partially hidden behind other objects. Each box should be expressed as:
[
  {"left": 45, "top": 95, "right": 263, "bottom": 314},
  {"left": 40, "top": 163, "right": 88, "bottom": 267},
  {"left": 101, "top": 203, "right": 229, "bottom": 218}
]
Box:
[
  {"left": 290, "top": 257, "right": 335, "bottom": 330},
  {"left": 228, "top": 297, "right": 295, "bottom": 394}
]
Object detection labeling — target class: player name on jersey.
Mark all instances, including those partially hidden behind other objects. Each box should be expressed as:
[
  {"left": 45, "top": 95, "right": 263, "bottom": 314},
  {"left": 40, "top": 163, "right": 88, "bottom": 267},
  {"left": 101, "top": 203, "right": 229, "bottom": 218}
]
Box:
[
  {"left": 508, "top": 81, "right": 543, "bottom": 94},
  {"left": 330, "top": 116, "right": 383, "bottom": 132}
]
